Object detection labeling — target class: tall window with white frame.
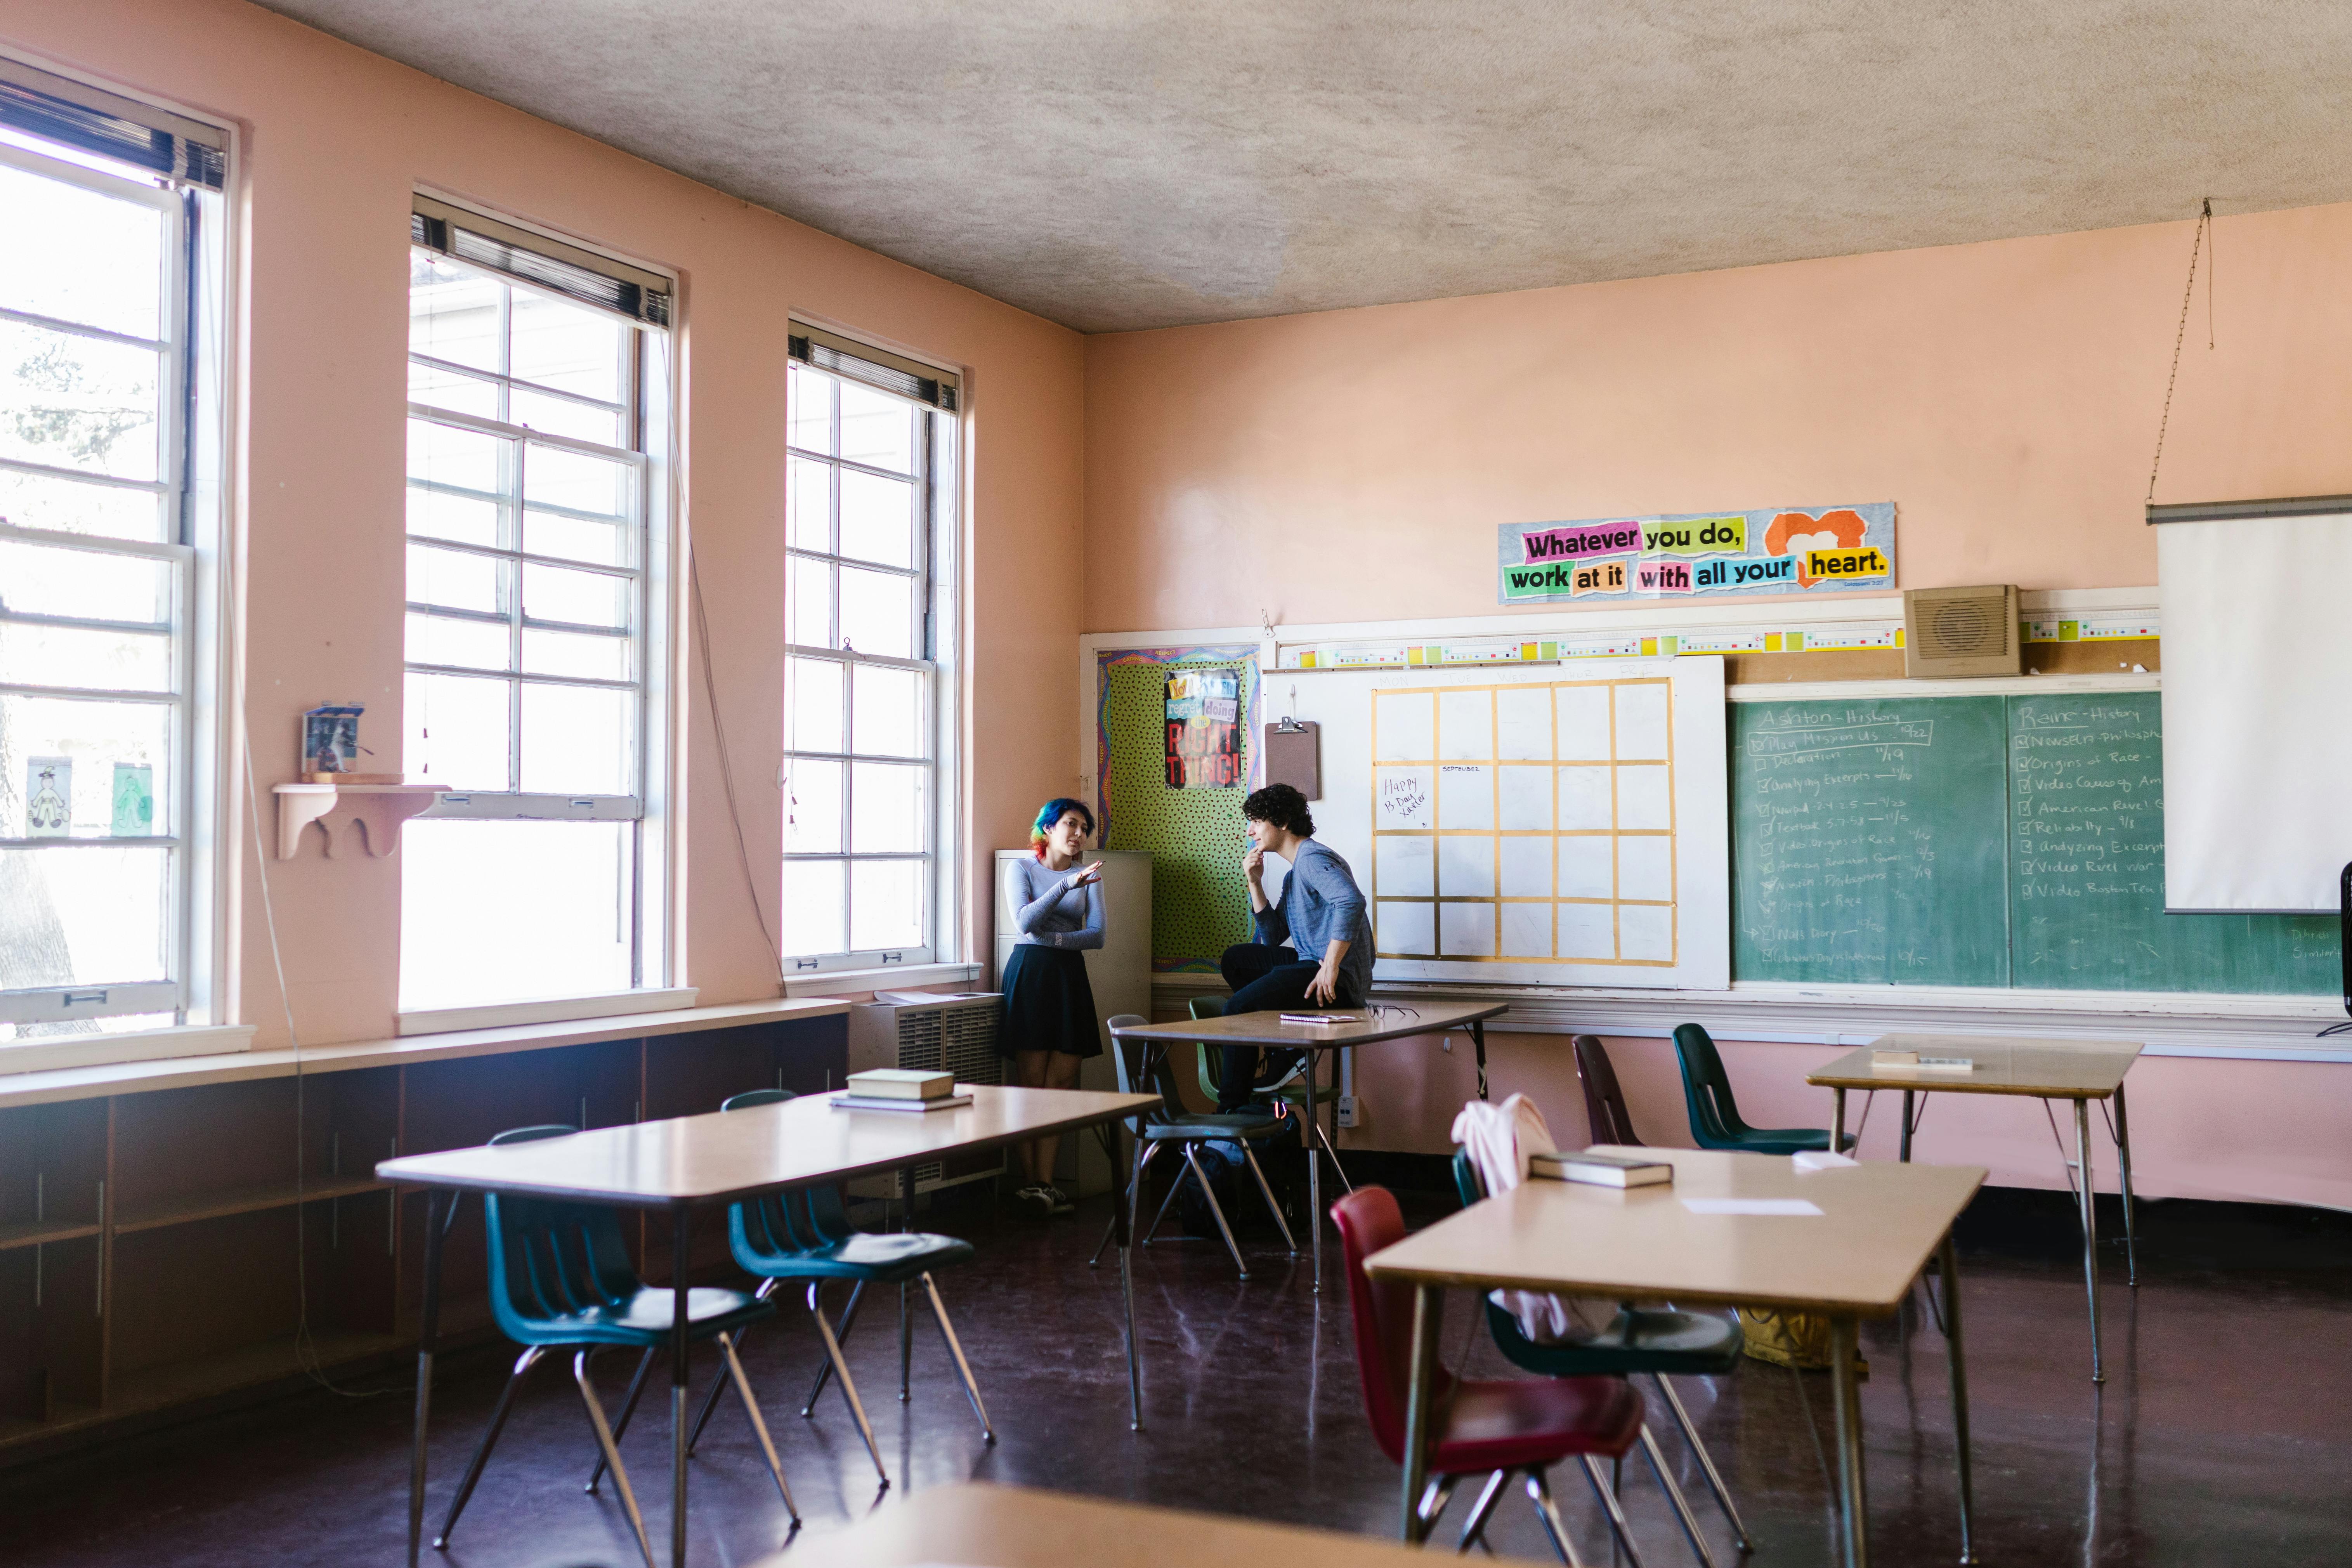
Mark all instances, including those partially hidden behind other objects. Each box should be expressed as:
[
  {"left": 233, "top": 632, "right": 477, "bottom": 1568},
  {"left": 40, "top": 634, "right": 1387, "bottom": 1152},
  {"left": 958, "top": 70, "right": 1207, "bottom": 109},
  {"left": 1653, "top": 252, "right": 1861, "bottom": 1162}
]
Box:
[
  {"left": 400, "top": 207, "right": 672, "bottom": 1017},
  {"left": 781, "top": 343, "right": 956, "bottom": 972},
  {"left": 0, "top": 71, "right": 229, "bottom": 1050}
]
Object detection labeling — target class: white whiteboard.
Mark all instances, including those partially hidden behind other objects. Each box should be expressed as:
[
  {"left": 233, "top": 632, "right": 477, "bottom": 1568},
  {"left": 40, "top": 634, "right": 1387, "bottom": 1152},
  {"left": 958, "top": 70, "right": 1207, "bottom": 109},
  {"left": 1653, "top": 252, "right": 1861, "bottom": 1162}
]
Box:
[
  {"left": 2159, "top": 512, "right": 2352, "bottom": 912},
  {"left": 1278, "top": 657, "right": 1729, "bottom": 989}
]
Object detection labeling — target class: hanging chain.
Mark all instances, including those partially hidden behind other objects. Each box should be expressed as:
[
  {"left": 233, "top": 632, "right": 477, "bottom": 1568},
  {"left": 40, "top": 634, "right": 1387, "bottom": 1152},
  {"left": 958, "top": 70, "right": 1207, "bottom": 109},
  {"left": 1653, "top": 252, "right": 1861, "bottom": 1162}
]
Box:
[{"left": 2147, "top": 198, "right": 2213, "bottom": 505}]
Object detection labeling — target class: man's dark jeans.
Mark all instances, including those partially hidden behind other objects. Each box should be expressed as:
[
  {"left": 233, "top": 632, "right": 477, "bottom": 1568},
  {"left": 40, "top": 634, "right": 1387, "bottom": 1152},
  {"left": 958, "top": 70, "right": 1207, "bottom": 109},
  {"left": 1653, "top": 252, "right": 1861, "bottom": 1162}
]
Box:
[{"left": 1216, "top": 943, "right": 1358, "bottom": 1112}]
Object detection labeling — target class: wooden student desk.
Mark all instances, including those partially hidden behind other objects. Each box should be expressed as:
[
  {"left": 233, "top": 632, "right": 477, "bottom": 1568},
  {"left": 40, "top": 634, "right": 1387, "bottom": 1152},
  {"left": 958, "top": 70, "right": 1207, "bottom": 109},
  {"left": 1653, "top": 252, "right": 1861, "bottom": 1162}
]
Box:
[
  {"left": 1365, "top": 1148, "right": 1986, "bottom": 1568},
  {"left": 377, "top": 1084, "right": 1157, "bottom": 1568},
  {"left": 1109, "top": 1000, "right": 1507, "bottom": 1291},
  {"left": 776, "top": 1480, "right": 1441, "bottom": 1568},
  {"left": 1808, "top": 1032, "right": 2142, "bottom": 1382}
]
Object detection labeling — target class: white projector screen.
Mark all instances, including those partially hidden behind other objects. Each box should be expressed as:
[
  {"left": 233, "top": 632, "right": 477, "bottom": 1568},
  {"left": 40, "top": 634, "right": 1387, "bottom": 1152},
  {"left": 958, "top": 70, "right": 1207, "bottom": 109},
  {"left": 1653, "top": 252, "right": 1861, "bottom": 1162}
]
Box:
[{"left": 2157, "top": 507, "right": 2352, "bottom": 912}]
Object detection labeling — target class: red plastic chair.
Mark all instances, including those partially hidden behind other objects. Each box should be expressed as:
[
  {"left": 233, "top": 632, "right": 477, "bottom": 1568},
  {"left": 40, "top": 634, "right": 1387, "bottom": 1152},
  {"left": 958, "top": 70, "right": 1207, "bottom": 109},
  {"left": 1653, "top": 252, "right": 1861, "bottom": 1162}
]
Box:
[{"left": 1332, "top": 1186, "right": 1654, "bottom": 1563}]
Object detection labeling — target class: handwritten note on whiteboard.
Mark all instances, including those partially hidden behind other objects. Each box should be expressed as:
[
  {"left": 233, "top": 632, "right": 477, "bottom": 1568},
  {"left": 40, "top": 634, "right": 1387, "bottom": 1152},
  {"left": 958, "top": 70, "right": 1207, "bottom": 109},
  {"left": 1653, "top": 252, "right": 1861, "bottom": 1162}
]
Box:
[{"left": 1377, "top": 768, "right": 1433, "bottom": 829}]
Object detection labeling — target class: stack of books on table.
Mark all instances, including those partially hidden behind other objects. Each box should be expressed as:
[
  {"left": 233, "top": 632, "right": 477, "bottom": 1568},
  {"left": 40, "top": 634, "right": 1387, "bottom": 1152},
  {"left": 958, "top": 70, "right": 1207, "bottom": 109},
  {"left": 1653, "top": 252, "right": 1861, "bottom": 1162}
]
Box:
[{"left": 829, "top": 1069, "right": 971, "bottom": 1113}]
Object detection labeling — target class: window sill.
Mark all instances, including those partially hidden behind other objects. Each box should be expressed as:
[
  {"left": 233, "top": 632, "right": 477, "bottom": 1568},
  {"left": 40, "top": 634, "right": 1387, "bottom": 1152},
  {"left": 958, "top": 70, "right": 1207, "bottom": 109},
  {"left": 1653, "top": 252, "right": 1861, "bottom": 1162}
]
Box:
[
  {"left": 0, "top": 1023, "right": 257, "bottom": 1079},
  {"left": 781, "top": 962, "right": 982, "bottom": 999},
  {"left": 396, "top": 988, "right": 699, "bottom": 1038}
]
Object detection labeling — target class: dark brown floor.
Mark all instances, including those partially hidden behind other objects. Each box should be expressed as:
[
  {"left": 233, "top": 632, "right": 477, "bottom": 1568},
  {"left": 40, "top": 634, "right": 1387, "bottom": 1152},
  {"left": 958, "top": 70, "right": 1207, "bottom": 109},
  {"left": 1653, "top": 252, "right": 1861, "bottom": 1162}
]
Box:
[{"left": 6, "top": 1182, "right": 2351, "bottom": 1567}]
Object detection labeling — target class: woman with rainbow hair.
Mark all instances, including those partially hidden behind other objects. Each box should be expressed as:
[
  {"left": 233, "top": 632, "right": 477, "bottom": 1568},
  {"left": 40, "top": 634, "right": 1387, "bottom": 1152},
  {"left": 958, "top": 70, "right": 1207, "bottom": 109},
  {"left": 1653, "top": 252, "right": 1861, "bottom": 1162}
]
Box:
[{"left": 999, "top": 796, "right": 1106, "bottom": 1218}]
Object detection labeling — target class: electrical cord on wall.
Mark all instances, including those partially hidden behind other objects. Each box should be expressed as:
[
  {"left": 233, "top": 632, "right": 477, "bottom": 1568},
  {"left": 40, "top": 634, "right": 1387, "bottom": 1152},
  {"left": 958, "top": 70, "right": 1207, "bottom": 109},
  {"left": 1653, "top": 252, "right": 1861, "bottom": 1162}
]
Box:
[
  {"left": 240, "top": 724, "right": 390, "bottom": 1400},
  {"left": 690, "top": 547, "right": 784, "bottom": 979}
]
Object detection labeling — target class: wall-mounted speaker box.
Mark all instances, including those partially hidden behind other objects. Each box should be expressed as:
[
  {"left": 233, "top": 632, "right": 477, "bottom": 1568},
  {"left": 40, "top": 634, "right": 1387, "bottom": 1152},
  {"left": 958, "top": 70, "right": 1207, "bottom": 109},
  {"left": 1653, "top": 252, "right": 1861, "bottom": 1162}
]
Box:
[{"left": 1904, "top": 585, "right": 2020, "bottom": 678}]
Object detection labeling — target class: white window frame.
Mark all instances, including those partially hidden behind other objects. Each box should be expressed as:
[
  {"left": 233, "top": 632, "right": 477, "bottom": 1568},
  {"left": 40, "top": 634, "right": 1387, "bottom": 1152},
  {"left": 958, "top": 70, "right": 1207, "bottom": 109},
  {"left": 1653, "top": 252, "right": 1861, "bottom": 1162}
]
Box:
[
  {"left": 780, "top": 345, "right": 962, "bottom": 976},
  {"left": 396, "top": 202, "right": 682, "bottom": 1031},
  {"left": 0, "top": 92, "right": 235, "bottom": 1051}
]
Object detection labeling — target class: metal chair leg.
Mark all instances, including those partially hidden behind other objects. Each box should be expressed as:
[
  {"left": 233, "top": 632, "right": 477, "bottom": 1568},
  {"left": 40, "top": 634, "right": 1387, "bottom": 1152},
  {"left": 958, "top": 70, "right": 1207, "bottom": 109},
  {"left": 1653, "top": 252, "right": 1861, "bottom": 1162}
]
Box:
[
  {"left": 1140, "top": 1144, "right": 1188, "bottom": 1248},
  {"left": 1311, "top": 1116, "right": 1355, "bottom": 1195},
  {"left": 899, "top": 1281, "right": 912, "bottom": 1402},
  {"left": 1181, "top": 1145, "right": 1250, "bottom": 1278},
  {"left": 688, "top": 1277, "right": 777, "bottom": 1454},
  {"left": 921, "top": 1271, "right": 994, "bottom": 1441},
  {"left": 1640, "top": 1422, "right": 1719, "bottom": 1568},
  {"left": 718, "top": 1330, "right": 800, "bottom": 1523},
  {"left": 1094, "top": 1141, "right": 1161, "bottom": 1266},
  {"left": 802, "top": 1278, "right": 864, "bottom": 1415},
  {"left": 434, "top": 1345, "right": 542, "bottom": 1548},
  {"left": 1525, "top": 1467, "right": 1593, "bottom": 1568},
  {"left": 1654, "top": 1375, "right": 1751, "bottom": 1552},
  {"left": 809, "top": 1282, "right": 888, "bottom": 1483},
  {"left": 587, "top": 1346, "right": 658, "bottom": 1493},
  {"left": 1457, "top": 1469, "right": 1511, "bottom": 1553},
  {"left": 1240, "top": 1142, "right": 1299, "bottom": 1257},
  {"left": 1580, "top": 1454, "right": 1651, "bottom": 1568},
  {"left": 573, "top": 1350, "right": 657, "bottom": 1568},
  {"left": 1419, "top": 1474, "right": 1457, "bottom": 1530}
]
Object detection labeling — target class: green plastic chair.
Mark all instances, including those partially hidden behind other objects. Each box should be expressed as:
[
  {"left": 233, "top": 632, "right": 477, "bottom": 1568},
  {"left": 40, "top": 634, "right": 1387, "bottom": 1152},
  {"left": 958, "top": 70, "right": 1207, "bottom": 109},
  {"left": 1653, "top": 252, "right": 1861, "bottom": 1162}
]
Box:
[
  {"left": 1191, "top": 995, "right": 1355, "bottom": 1197},
  {"left": 1452, "top": 1152, "right": 1750, "bottom": 1558},
  {"left": 436, "top": 1124, "right": 794, "bottom": 1568},
  {"left": 1096, "top": 1013, "right": 1298, "bottom": 1279},
  {"left": 671, "top": 1087, "right": 990, "bottom": 1489},
  {"left": 1672, "top": 1022, "right": 1854, "bottom": 1156}
]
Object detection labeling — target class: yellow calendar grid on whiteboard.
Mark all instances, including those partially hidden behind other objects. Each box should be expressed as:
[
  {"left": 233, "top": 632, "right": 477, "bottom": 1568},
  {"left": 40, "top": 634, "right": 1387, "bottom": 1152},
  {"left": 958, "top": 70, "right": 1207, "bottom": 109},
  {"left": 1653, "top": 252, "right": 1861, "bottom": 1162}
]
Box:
[{"left": 1369, "top": 678, "right": 1678, "bottom": 966}]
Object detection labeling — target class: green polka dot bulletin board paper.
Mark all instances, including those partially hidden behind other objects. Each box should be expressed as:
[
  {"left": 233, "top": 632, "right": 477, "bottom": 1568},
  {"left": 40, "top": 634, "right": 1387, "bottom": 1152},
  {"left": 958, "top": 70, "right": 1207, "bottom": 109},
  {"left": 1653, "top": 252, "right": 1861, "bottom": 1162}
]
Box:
[{"left": 1101, "top": 656, "right": 1256, "bottom": 973}]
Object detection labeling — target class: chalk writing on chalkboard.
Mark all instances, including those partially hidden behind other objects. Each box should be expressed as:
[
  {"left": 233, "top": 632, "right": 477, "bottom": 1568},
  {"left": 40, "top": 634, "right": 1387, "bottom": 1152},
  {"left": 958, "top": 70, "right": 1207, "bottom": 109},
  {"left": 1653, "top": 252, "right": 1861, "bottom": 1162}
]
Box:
[{"left": 1731, "top": 699, "right": 2010, "bottom": 987}]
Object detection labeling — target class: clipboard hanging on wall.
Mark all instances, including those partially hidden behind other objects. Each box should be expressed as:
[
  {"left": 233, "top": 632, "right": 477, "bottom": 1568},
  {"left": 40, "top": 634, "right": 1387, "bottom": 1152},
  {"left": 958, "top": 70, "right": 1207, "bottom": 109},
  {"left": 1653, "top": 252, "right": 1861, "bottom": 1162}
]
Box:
[{"left": 1263, "top": 719, "right": 1320, "bottom": 800}]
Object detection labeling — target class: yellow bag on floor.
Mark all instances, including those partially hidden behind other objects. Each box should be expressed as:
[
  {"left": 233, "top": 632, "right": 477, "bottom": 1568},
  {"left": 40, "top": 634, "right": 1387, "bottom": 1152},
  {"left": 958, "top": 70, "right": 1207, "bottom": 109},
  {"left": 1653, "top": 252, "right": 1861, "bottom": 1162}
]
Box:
[{"left": 1738, "top": 1307, "right": 1861, "bottom": 1375}]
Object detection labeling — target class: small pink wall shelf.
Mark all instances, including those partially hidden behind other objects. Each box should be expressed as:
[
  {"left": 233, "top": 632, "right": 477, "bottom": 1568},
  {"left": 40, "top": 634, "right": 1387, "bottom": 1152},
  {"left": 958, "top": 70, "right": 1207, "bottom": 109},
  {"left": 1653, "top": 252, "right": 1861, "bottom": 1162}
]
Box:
[{"left": 273, "top": 782, "right": 450, "bottom": 859}]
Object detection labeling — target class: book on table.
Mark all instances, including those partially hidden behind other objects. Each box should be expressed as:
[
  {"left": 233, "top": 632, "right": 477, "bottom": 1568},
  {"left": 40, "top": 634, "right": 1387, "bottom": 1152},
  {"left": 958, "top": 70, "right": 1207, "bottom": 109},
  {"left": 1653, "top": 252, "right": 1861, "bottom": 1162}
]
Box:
[
  {"left": 843, "top": 1068, "right": 954, "bottom": 1100},
  {"left": 829, "top": 1092, "right": 974, "bottom": 1114},
  {"left": 1870, "top": 1049, "right": 1974, "bottom": 1072},
  {"left": 1279, "top": 1012, "right": 1363, "bottom": 1026},
  {"left": 1528, "top": 1149, "right": 1674, "bottom": 1188}
]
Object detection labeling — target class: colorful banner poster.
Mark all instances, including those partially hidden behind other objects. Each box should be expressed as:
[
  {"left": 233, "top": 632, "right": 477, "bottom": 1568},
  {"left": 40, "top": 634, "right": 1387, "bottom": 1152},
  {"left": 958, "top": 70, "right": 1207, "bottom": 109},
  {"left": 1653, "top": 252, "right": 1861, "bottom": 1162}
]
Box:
[
  {"left": 1498, "top": 503, "right": 1894, "bottom": 604},
  {"left": 1165, "top": 668, "right": 1243, "bottom": 787}
]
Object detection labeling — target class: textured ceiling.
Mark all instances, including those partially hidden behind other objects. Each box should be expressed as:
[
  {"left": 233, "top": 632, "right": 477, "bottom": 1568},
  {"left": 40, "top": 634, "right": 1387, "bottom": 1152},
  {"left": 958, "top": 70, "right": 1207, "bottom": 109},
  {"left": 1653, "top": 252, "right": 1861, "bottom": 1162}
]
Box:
[{"left": 256, "top": 1, "right": 2352, "bottom": 333}]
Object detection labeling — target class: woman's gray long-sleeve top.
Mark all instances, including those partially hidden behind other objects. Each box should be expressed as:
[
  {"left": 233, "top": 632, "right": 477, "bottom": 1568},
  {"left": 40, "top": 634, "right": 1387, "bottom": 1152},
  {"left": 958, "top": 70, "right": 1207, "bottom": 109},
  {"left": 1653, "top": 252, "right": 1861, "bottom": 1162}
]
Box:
[{"left": 1006, "top": 857, "right": 1105, "bottom": 950}]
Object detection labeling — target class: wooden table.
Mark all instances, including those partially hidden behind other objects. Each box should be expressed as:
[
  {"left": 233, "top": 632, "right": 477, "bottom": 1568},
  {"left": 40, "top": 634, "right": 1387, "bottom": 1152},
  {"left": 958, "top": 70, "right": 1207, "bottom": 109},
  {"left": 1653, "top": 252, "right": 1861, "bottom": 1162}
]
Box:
[
  {"left": 378, "top": 1084, "right": 1158, "bottom": 1568},
  {"left": 1109, "top": 1000, "right": 1507, "bottom": 1291},
  {"left": 774, "top": 1480, "right": 1441, "bottom": 1568},
  {"left": 1807, "top": 1032, "right": 2142, "bottom": 1382},
  {"left": 1365, "top": 1148, "right": 1985, "bottom": 1568}
]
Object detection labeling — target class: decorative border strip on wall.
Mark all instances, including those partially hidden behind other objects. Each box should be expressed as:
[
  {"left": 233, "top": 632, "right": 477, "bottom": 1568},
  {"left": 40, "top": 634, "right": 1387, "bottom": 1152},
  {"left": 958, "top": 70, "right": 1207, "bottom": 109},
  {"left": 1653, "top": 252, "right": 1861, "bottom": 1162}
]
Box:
[{"left": 1277, "top": 614, "right": 2156, "bottom": 670}]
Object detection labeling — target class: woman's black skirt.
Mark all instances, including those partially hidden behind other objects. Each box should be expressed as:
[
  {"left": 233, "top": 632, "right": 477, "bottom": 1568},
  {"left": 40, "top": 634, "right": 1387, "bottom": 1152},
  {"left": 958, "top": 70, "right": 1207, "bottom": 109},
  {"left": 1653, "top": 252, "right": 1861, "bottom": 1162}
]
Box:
[{"left": 999, "top": 943, "right": 1101, "bottom": 1058}]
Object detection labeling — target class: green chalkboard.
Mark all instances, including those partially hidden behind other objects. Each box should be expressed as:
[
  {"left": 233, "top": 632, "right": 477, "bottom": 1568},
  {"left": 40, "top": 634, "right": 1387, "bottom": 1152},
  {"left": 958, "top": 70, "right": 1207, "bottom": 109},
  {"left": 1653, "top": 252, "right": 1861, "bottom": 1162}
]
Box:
[
  {"left": 1732, "top": 697, "right": 2011, "bottom": 986},
  {"left": 1730, "top": 689, "right": 2340, "bottom": 995},
  {"left": 2007, "top": 691, "right": 2339, "bottom": 994}
]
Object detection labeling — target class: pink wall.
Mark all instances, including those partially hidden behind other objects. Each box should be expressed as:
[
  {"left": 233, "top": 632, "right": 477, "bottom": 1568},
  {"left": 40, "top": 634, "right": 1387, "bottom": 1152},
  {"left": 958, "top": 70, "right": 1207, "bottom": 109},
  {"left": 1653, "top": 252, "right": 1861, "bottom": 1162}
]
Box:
[
  {"left": 0, "top": 0, "right": 1084, "bottom": 1046},
  {"left": 1084, "top": 204, "right": 2352, "bottom": 630},
  {"left": 1085, "top": 210, "right": 2352, "bottom": 1210},
  {"left": 1339, "top": 1030, "right": 2352, "bottom": 1213}
]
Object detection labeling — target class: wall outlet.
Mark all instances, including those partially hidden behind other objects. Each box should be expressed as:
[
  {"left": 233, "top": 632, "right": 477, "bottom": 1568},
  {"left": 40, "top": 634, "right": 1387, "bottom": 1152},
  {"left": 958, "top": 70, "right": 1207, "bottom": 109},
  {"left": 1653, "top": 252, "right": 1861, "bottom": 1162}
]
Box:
[{"left": 1336, "top": 1094, "right": 1359, "bottom": 1129}]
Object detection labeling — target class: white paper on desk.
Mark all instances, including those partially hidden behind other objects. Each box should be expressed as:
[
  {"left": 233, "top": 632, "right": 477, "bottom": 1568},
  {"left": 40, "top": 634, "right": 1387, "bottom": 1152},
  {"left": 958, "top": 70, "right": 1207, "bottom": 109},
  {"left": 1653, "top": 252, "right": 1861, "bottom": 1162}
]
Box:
[{"left": 1680, "top": 1198, "right": 1824, "bottom": 1216}]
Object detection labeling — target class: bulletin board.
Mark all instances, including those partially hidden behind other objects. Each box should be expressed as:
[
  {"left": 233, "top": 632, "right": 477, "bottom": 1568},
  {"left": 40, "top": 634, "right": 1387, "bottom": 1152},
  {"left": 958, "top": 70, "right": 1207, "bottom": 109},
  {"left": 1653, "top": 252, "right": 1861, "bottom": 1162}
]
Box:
[{"left": 1096, "top": 647, "right": 1261, "bottom": 973}]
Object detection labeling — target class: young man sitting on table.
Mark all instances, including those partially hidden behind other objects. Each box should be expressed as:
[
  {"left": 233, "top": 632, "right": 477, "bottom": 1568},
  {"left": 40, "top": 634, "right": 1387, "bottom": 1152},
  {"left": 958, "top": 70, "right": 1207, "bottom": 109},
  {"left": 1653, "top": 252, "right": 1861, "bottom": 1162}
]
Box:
[{"left": 1217, "top": 782, "right": 1375, "bottom": 1113}]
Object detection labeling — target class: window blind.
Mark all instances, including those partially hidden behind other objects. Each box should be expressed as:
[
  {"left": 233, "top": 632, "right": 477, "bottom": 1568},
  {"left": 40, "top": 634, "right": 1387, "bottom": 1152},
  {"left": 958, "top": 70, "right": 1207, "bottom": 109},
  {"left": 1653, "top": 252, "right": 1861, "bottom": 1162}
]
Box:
[
  {"left": 411, "top": 194, "right": 671, "bottom": 328},
  {"left": 789, "top": 324, "right": 959, "bottom": 412},
  {"left": 0, "top": 56, "right": 224, "bottom": 188}
]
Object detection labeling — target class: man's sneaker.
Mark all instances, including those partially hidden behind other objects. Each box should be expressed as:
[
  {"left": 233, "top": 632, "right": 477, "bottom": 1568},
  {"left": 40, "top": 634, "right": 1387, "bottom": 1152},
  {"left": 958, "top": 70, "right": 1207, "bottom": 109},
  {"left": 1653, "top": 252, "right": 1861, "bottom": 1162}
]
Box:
[
  {"left": 1045, "top": 1185, "right": 1075, "bottom": 1216},
  {"left": 1012, "top": 1184, "right": 1055, "bottom": 1220}
]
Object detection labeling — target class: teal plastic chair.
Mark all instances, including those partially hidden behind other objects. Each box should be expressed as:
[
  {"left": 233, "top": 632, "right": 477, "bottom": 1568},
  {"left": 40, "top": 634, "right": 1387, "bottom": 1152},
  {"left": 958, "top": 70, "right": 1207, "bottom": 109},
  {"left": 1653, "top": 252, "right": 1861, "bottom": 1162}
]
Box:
[
  {"left": 1190, "top": 995, "right": 1353, "bottom": 1198},
  {"left": 672, "top": 1088, "right": 990, "bottom": 1489},
  {"left": 1452, "top": 1153, "right": 1750, "bottom": 1559},
  {"left": 1672, "top": 1022, "right": 1853, "bottom": 1156},
  {"left": 1094, "top": 1013, "right": 1298, "bottom": 1279},
  {"left": 436, "top": 1124, "right": 795, "bottom": 1568}
]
